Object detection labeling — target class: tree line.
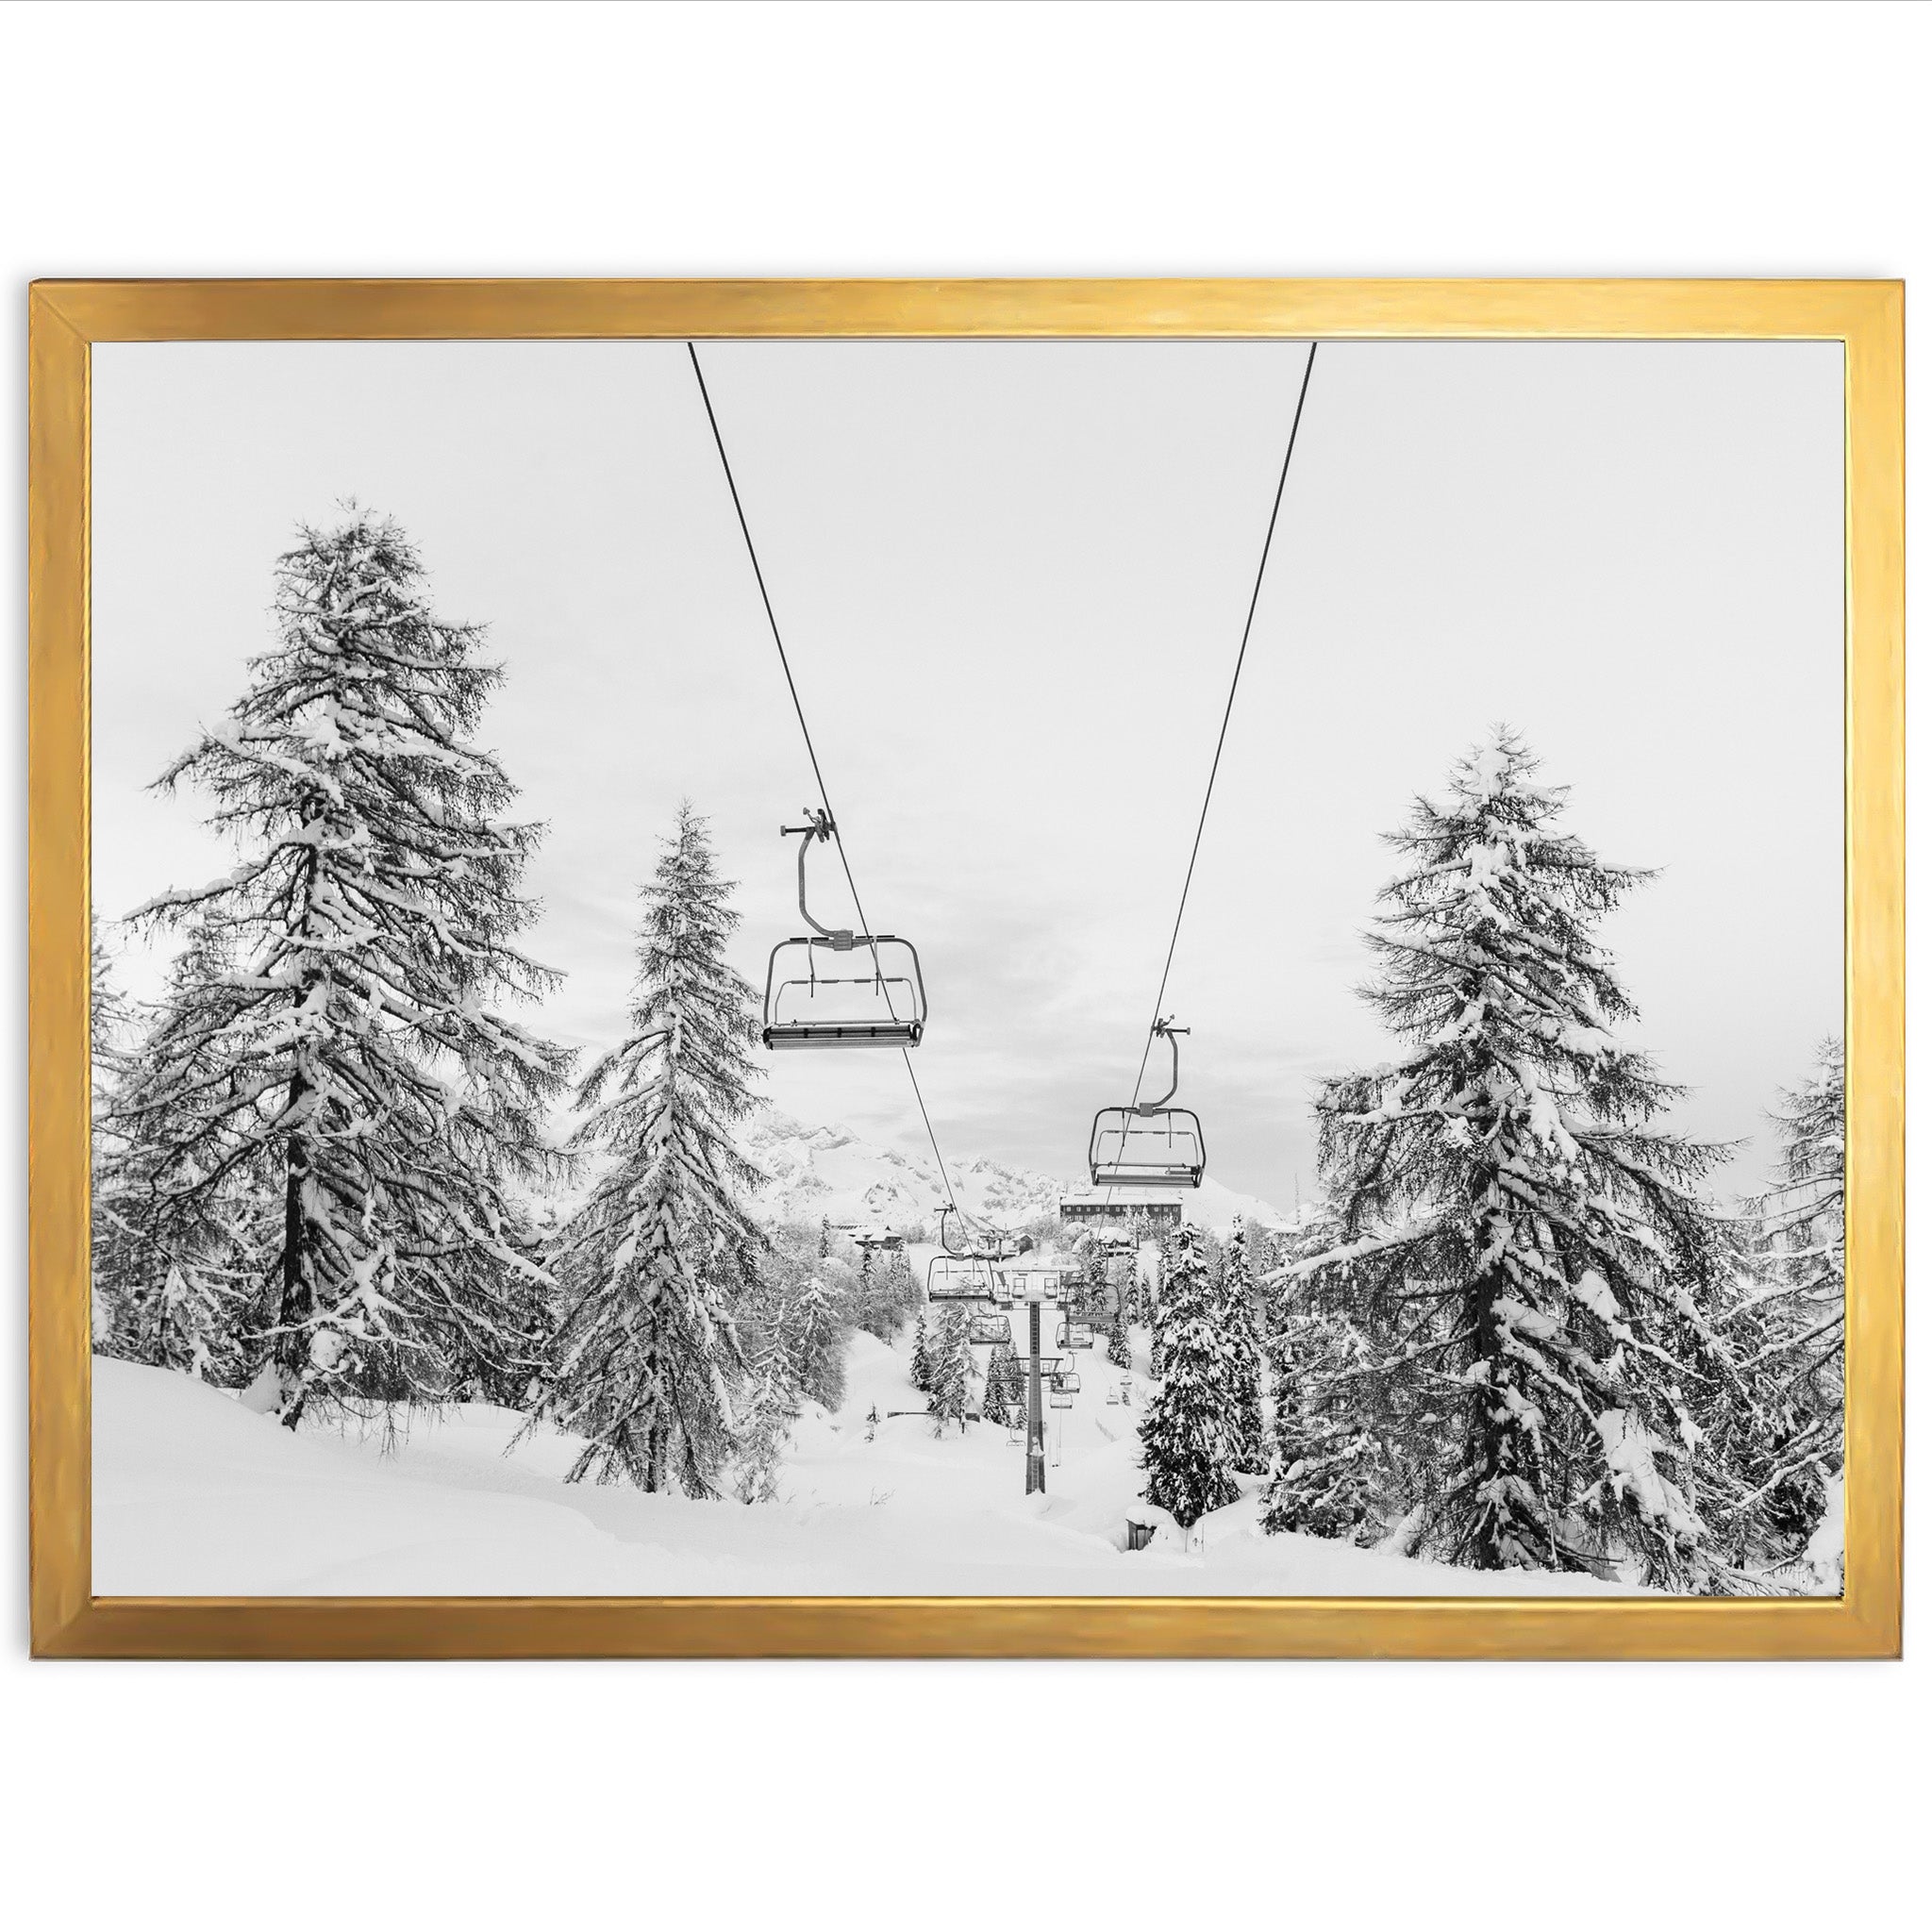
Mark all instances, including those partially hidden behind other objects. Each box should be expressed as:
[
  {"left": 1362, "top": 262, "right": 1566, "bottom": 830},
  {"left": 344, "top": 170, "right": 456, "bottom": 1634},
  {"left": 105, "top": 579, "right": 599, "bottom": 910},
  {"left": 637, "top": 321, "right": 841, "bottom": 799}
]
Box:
[
  {"left": 1129, "top": 733, "right": 1843, "bottom": 1594},
  {"left": 91, "top": 509, "right": 915, "bottom": 1500}
]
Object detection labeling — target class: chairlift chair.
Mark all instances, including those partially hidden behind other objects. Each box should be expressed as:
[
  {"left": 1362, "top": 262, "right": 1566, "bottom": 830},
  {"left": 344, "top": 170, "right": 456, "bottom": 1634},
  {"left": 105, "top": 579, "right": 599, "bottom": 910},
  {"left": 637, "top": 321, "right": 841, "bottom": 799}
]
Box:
[
  {"left": 968, "top": 1311, "right": 1012, "bottom": 1347},
  {"left": 1057, "top": 1321, "right": 1096, "bottom": 1352},
  {"left": 762, "top": 811, "right": 926, "bottom": 1050},
  {"left": 1050, "top": 1369, "right": 1081, "bottom": 1397},
  {"left": 934, "top": 1205, "right": 1024, "bottom": 1305},
  {"left": 925, "top": 1256, "right": 1001, "bottom": 1304},
  {"left": 1088, "top": 1018, "right": 1205, "bottom": 1188}
]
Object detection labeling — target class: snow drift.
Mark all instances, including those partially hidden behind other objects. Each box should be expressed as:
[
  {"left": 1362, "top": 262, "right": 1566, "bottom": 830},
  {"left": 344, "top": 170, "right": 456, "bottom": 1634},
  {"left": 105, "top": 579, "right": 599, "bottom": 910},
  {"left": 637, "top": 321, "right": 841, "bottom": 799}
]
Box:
[{"left": 93, "top": 1348, "right": 1640, "bottom": 1599}]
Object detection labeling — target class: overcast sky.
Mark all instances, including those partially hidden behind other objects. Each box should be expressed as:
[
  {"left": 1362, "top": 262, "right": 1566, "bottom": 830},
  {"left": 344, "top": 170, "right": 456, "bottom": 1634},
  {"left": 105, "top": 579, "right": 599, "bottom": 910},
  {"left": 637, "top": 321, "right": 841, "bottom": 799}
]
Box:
[{"left": 92, "top": 338, "right": 1843, "bottom": 1208}]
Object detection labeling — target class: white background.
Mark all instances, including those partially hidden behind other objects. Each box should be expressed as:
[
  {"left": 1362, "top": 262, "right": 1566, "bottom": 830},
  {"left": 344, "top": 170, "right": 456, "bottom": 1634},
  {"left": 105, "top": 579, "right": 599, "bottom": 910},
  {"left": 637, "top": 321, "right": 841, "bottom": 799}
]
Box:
[{"left": 2, "top": 3, "right": 1922, "bottom": 1926}]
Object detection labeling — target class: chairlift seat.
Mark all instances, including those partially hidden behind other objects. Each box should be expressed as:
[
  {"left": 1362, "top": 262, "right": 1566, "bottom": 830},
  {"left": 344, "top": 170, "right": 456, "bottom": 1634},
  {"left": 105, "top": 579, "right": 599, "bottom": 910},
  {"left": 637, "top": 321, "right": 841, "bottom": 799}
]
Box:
[
  {"left": 1087, "top": 1105, "right": 1206, "bottom": 1189},
  {"left": 926, "top": 1256, "right": 1003, "bottom": 1303},
  {"left": 763, "top": 934, "right": 926, "bottom": 1051}
]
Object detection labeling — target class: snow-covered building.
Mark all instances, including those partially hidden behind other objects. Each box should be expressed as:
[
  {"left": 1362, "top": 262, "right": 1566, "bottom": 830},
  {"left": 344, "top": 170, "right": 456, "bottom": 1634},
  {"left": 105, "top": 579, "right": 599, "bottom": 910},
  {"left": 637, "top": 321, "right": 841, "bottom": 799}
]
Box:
[{"left": 1058, "top": 1189, "right": 1183, "bottom": 1230}]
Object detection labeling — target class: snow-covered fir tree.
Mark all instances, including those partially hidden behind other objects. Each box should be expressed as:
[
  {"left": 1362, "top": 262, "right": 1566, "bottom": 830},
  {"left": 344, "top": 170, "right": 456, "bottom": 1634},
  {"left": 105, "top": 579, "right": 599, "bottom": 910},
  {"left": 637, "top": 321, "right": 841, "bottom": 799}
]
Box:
[
  {"left": 1261, "top": 1298, "right": 1384, "bottom": 1543},
  {"left": 846, "top": 1238, "right": 908, "bottom": 1342},
  {"left": 1760, "top": 1038, "right": 1844, "bottom": 1409},
  {"left": 909, "top": 1305, "right": 934, "bottom": 1394},
  {"left": 1077, "top": 1240, "right": 1110, "bottom": 1321},
  {"left": 982, "top": 1336, "right": 1020, "bottom": 1427},
  {"left": 730, "top": 1344, "right": 801, "bottom": 1506},
  {"left": 106, "top": 511, "right": 569, "bottom": 1423},
  {"left": 1716, "top": 1039, "right": 1845, "bottom": 1561},
  {"left": 539, "top": 802, "right": 767, "bottom": 1492},
  {"left": 1285, "top": 731, "right": 1739, "bottom": 1589},
  {"left": 1219, "top": 1218, "right": 1269, "bottom": 1474},
  {"left": 786, "top": 1268, "right": 850, "bottom": 1412},
  {"left": 1146, "top": 1234, "right": 1169, "bottom": 1382},
  {"left": 90, "top": 921, "right": 143, "bottom": 1359},
  {"left": 926, "top": 1303, "right": 974, "bottom": 1435},
  {"left": 95, "top": 932, "right": 275, "bottom": 1379},
  {"left": 1139, "top": 1223, "right": 1244, "bottom": 1528},
  {"left": 1106, "top": 1277, "right": 1134, "bottom": 1372}
]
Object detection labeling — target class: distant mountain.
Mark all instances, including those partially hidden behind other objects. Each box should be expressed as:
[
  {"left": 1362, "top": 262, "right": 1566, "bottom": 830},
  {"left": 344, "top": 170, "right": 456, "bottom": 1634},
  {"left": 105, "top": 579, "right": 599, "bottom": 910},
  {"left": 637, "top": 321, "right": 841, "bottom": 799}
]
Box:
[
  {"left": 741, "top": 1111, "right": 1059, "bottom": 1233},
  {"left": 741, "top": 1110, "right": 1286, "bottom": 1238},
  {"left": 1182, "top": 1175, "right": 1296, "bottom": 1238}
]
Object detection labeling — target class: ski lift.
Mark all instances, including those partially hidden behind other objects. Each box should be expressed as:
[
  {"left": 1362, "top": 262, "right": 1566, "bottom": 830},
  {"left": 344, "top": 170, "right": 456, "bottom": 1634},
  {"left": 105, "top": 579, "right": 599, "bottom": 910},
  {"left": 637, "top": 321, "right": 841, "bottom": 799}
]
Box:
[
  {"left": 1050, "top": 1369, "right": 1081, "bottom": 1398},
  {"left": 934, "top": 1205, "right": 1024, "bottom": 1303},
  {"left": 1088, "top": 1018, "right": 1205, "bottom": 1188},
  {"left": 762, "top": 811, "right": 926, "bottom": 1050},
  {"left": 925, "top": 1256, "right": 1002, "bottom": 1303},
  {"left": 1057, "top": 1320, "right": 1095, "bottom": 1352},
  {"left": 968, "top": 1311, "right": 1012, "bottom": 1347},
  {"left": 936, "top": 1202, "right": 1021, "bottom": 1262}
]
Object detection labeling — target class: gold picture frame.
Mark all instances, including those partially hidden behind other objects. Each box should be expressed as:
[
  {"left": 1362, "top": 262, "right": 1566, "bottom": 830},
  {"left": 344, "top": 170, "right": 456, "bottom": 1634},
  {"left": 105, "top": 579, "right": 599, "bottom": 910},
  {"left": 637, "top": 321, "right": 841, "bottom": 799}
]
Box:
[{"left": 28, "top": 278, "right": 1903, "bottom": 1658}]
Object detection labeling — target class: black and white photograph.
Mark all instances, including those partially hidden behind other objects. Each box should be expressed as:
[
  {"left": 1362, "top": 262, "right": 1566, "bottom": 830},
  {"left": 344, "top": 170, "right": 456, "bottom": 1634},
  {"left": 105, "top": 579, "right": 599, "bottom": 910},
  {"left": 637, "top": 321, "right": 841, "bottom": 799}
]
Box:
[{"left": 87, "top": 335, "right": 1846, "bottom": 1599}]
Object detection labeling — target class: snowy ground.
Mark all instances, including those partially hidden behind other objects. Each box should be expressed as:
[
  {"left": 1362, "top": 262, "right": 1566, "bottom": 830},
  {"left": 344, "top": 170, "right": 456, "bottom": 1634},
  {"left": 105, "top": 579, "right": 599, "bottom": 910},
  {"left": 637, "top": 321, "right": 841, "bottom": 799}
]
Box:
[{"left": 92, "top": 1307, "right": 1649, "bottom": 1597}]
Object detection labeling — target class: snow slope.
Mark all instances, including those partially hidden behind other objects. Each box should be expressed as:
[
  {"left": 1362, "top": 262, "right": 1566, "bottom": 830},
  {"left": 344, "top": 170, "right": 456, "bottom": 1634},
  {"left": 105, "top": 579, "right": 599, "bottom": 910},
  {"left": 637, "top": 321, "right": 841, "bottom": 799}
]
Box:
[
  {"left": 742, "top": 1108, "right": 1285, "bottom": 1236},
  {"left": 93, "top": 1346, "right": 1641, "bottom": 1599}
]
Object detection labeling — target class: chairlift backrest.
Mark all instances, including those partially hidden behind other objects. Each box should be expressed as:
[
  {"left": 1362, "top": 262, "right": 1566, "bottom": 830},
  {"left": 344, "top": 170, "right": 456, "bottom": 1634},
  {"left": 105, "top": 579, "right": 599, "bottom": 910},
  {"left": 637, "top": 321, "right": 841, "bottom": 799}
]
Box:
[
  {"left": 1088, "top": 1107, "right": 1206, "bottom": 1189},
  {"left": 762, "top": 811, "right": 926, "bottom": 1050},
  {"left": 926, "top": 1256, "right": 1003, "bottom": 1303}
]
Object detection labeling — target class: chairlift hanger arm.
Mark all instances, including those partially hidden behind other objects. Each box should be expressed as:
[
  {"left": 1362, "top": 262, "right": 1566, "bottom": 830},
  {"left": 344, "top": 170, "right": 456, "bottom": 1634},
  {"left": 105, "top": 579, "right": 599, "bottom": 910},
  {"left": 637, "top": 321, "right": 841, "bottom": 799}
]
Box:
[
  {"left": 1136, "top": 1017, "right": 1189, "bottom": 1114},
  {"left": 781, "top": 810, "right": 856, "bottom": 948}
]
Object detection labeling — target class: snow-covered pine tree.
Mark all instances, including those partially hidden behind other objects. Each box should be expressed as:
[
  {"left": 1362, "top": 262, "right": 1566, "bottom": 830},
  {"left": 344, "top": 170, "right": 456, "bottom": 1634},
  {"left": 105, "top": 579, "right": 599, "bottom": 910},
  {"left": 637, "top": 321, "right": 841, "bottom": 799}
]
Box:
[
  {"left": 786, "top": 1269, "right": 850, "bottom": 1411},
  {"left": 1761, "top": 1037, "right": 1844, "bottom": 1408},
  {"left": 847, "top": 1238, "right": 908, "bottom": 1342},
  {"left": 731, "top": 1343, "right": 801, "bottom": 1505},
  {"left": 1138, "top": 1222, "right": 1244, "bottom": 1528},
  {"left": 1146, "top": 1231, "right": 1169, "bottom": 1382},
  {"left": 1260, "top": 1299, "right": 1384, "bottom": 1542},
  {"left": 982, "top": 1336, "right": 1019, "bottom": 1426},
  {"left": 1106, "top": 1271, "right": 1134, "bottom": 1372},
  {"left": 108, "top": 512, "right": 569, "bottom": 1423},
  {"left": 90, "top": 920, "right": 144, "bottom": 1359},
  {"left": 1716, "top": 1039, "right": 1845, "bottom": 1559},
  {"left": 926, "top": 1303, "right": 974, "bottom": 1435},
  {"left": 1288, "top": 730, "right": 1737, "bottom": 1589},
  {"left": 94, "top": 927, "right": 276, "bottom": 1379},
  {"left": 910, "top": 1305, "right": 934, "bottom": 1394},
  {"left": 1219, "top": 1217, "right": 1268, "bottom": 1474},
  {"left": 540, "top": 801, "right": 767, "bottom": 1491},
  {"left": 1078, "top": 1239, "right": 1109, "bottom": 1322}
]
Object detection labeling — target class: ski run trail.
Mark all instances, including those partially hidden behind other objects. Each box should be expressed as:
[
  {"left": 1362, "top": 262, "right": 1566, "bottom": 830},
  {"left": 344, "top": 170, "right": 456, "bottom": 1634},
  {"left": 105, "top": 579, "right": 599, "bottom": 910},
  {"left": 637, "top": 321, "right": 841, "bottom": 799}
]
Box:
[{"left": 93, "top": 1282, "right": 1643, "bottom": 1600}]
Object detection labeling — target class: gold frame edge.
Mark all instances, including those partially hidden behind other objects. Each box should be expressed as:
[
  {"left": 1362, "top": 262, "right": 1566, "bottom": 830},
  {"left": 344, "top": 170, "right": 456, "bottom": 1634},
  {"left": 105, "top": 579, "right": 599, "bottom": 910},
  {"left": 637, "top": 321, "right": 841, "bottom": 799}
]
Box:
[{"left": 27, "top": 277, "right": 1904, "bottom": 1659}]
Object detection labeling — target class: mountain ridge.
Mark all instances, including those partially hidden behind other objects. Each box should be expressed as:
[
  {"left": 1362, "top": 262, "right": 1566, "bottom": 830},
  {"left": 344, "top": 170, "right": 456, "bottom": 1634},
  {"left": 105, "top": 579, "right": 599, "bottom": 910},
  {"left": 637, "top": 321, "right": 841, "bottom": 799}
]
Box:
[{"left": 740, "top": 1109, "right": 1286, "bottom": 1237}]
